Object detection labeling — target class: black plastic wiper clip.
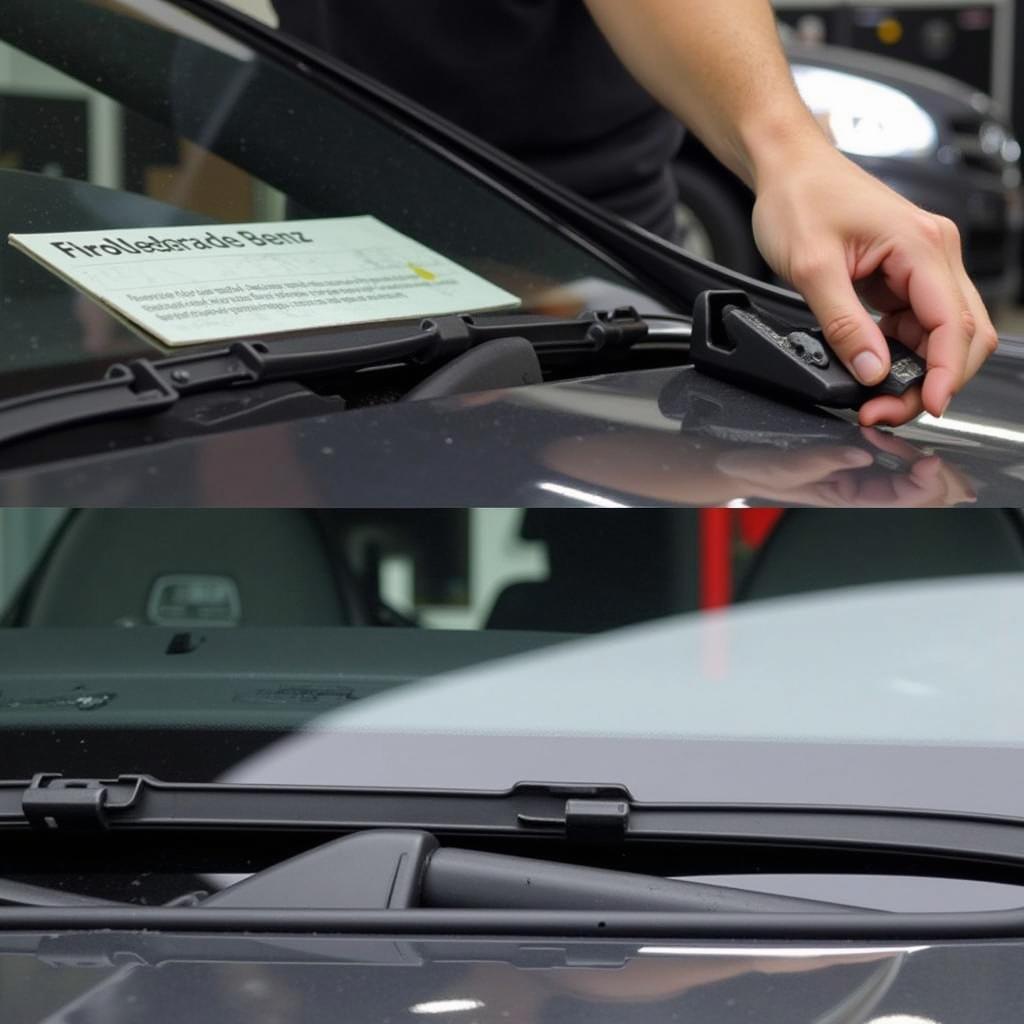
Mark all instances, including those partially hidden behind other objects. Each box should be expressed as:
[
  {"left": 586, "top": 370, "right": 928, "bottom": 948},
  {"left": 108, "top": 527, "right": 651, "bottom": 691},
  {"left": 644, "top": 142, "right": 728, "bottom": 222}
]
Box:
[
  {"left": 563, "top": 799, "right": 630, "bottom": 843},
  {"left": 21, "top": 774, "right": 144, "bottom": 831},
  {"left": 691, "top": 290, "right": 926, "bottom": 409}
]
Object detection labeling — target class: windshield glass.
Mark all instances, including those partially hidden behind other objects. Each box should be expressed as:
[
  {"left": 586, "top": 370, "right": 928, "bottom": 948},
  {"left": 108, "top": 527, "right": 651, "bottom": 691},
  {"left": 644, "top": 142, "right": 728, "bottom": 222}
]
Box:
[
  {"left": 0, "top": 0, "right": 664, "bottom": 399},
  {"left": 2, "top": 506, "right": 1024, "bottom": 819}
]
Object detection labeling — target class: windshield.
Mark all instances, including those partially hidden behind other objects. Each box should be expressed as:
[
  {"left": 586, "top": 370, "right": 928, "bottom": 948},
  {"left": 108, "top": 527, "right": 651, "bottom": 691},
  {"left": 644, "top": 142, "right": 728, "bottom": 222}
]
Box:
[
  {"left": 0, "top": 0, "right": 665, "bottom": 399},
  {"left": 2, "top": 506, "right": 1023, "bottom": 816}
]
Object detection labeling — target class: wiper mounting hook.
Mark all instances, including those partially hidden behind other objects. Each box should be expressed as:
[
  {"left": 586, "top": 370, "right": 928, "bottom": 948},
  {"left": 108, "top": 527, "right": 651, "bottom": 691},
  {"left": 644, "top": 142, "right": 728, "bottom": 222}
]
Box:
[{"left": 21, "top": 773, "right": 145, "bottom": 831}]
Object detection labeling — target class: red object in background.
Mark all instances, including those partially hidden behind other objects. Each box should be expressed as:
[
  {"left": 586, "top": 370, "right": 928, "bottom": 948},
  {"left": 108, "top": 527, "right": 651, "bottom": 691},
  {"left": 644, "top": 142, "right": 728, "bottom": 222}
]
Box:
[
  {"left": 739, "top": 508, "right": 783, "bottom": 547},
  {"left": 698, "top": 509, "right": 733, "bottom": 610},
  {"left": 699, "top": 508, "right": 784, "bottom": 609}
]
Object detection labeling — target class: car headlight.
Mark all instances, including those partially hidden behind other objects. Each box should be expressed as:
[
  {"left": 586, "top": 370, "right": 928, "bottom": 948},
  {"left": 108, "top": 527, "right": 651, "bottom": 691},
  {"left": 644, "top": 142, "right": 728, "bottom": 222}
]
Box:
[{"left": 791, "top": 65, "right": 939, "bottom": 159}]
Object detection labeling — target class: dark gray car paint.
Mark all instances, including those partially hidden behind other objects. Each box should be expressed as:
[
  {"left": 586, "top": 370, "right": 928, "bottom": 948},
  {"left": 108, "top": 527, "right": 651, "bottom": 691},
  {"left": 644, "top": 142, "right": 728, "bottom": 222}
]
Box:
[{"left": 1, "top": 354, "right": 1021, "bottom": 506}]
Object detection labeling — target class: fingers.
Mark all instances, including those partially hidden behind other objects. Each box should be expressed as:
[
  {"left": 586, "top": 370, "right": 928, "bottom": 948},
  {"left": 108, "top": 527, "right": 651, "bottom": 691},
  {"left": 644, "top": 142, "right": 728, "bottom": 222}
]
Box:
[
  {"left": 944, "top": 229, "right": 999, "bottom": 385},
  {"left": 965, "top": 311, "right": 999, "bottom": 381},
  {"left": 900, "top": 271, "right": 969, "bottom": 417},
  {"left": 859, "top": 390, "right": 922, "bottom": 428},
  {"left": 859, "top": 245, "right": 978, "bottom": 422},
  {"left": 850, "top": 218, "right": 995, "bottom": 424},
  {"left": 858, "top": 311, "right": 925, "bottom": 426},
  {"left": 855, "top": 276, "right": 904, "bottom": 314},
  {"left": 896, "top": 214, "right": 998, "bottom": 417},
  {"left": 877, "top": 310, "right": 926, "bottom": 351},
  {"left": 789, "top": 251, "right": 891, "bottom": 386},
  {"left": 753, "top": 150, "right": 998, "bottom": 428}
]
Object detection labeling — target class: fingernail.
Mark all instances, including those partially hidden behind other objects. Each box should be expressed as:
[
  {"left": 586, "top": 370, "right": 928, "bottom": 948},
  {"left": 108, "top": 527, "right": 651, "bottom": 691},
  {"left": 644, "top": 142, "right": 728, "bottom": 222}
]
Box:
[
  {"left": 940, "top": 397, "right": 952, "bottom": 418},
  {"left": 852, "top": 351, "right": 884, "bottom": 385}
]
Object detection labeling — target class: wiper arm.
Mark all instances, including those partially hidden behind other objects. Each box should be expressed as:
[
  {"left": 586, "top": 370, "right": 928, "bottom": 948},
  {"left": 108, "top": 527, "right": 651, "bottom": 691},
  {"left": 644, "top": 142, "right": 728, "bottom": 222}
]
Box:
[
  {"left": 419, "top": 844, "right": 857, "bottom": 913},
  {"left": 0, "top": 308, "right": 679, "bottom": 449},
  {"left": 8, "top": 774, "right": 1024, "bottom": 879},
  {"left": 205, "top": 829, "right": 860, "bottom": 914},
  {"left": 0, "top": 287, "right": 928, "bottom": 452},
  {"left": 4, "top": 777, "right": 863, "bottom": 916}
]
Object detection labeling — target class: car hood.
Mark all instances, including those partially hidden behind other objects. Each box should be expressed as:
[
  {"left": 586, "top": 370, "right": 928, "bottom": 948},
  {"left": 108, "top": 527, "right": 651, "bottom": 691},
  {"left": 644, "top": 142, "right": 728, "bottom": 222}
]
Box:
[
  {"left": 281, "top": 577, "right": 1024, "bottom": 746},
  {"left": 220, "top": 577, "right": 1024, "bottom": 818},
  {"left": 1, "top": 349, "right": 1022, "bottom": 506},
  {"left": 1, "top": 932, "right": 1020, "bottom": 1023}
]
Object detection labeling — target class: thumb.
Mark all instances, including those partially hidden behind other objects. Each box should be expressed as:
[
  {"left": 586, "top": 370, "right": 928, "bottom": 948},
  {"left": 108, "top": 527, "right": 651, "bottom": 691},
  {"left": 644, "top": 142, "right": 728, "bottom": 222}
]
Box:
[{"left": 791, "top": 256, "right": 890, "bottom": 386}]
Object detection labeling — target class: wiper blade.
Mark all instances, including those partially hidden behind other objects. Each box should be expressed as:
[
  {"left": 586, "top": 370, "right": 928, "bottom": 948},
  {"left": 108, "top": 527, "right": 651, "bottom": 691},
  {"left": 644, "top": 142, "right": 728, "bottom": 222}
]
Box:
[
  {"left": 7, "top": 774, "right": 1024, "bottom": 878},
  {"left": 7, "top": 774, "right": 639, "bottom": 833},
  {"left": 0, "top": 308, "right": 681, "bottom": 449},
  {"left": 3, "top": 777, "right": 866, "bottom": 918}
]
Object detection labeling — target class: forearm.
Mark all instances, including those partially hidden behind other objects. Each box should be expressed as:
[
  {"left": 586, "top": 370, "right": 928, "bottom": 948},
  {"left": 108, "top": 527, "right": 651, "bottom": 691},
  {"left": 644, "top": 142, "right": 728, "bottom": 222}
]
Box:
[
  {"left": 587, "top": 0, "right": 995, "bottom": 422},
  {"left": 583, "top": 0, "right": 830, "bottom": 190}
]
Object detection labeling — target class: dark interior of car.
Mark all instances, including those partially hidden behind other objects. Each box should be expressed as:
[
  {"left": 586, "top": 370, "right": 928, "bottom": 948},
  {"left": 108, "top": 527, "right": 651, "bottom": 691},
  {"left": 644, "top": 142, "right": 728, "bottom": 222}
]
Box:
[
  {"left": 4, "top": 508, "right": 1023, "bottom": 631},
  {"left": 738, "top": 508, "right": 1024, "bottom": 601},
  {"left": 8, "top": 510, "right": 362, "bottom": 627}
]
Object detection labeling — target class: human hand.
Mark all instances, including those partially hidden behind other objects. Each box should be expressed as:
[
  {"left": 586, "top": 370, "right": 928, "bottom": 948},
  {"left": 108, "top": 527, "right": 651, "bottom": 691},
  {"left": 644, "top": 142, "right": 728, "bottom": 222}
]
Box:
[{"left": 751, "top": 142, "right": 998, "bottom": 427}]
